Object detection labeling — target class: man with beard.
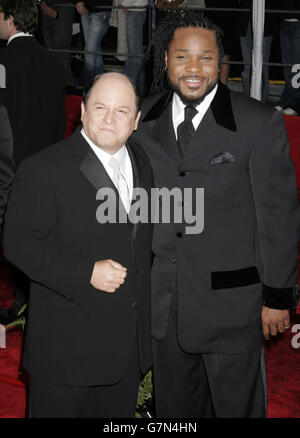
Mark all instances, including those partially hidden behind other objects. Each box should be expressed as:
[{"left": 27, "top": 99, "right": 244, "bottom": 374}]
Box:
[{"left": 133, "top": 10, "right": 300, "bottom": 417}]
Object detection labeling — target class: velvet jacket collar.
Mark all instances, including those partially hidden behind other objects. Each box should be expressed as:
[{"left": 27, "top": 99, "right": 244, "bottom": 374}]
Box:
[{"left": 142, "top": 81, "right": 237, "bottom": 133}]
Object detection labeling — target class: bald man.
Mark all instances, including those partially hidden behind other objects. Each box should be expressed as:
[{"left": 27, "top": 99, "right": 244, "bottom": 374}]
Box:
[{"left": 3, "top": 73, "right": 153, "bottom": 418}]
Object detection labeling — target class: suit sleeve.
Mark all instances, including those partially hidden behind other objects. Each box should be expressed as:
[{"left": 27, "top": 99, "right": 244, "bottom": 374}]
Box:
[
  {"left": 2, "top": 157, "right": 95, "bottom": 306},
  {"left": 249, "top": 109, "right": 300, "bottom": 309},
  {"left": 0, "top": 106, "right": 15, "bottom": 228}
]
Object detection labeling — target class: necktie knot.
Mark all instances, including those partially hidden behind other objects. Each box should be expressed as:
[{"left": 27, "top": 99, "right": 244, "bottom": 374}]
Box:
[
  {"left": 184, "top": 104, "right": 198, "bottom": 122},
  {"left": 109, "top": 156, "right": 121, "bottom": 176}
]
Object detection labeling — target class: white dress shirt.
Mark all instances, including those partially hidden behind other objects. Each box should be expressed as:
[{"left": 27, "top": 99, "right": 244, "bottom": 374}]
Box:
[
  {"left": 80, "top": 128, "right": 133, "bottom": 203},
  {"left": 172, "top": 84, "right": 218, "bottom": 139}
]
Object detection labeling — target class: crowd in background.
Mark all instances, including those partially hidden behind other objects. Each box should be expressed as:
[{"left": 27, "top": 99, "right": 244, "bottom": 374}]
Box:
[{"left": 14, "top": 0, "right": 297, "bottom": 113}]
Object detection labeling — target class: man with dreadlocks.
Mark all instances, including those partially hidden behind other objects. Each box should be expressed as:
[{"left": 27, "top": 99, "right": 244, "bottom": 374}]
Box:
[{"left": 133, "top": 9, "right": 300, "bottom": 417}]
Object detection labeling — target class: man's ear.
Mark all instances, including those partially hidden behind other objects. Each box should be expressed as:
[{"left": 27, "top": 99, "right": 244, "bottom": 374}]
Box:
[
  {"left": 134, "top": 110, "right": 141, "bottom": 131},
  {"left": 164, "top": 51, "right": 168, "bottom": 70},
  {"left": 8, "top": 15, "right": 16, "bottom": 32},
  {"left": 80, "top": 101, "right": 86, "bottom": 122}
]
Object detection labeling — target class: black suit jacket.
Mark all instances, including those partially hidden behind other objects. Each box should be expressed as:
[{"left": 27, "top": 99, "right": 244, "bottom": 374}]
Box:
[
  {"left": 0, "top": 105, "right": 14, "bottom": 227},
  {"left": 0, "top": 36, "right": 66, "bottom": 166},
  {"left": 3, "top": 129, "right": 153, "bottom": 386},
  {"left": 133, "top": 83, "right": 300, "bottom": 354}
]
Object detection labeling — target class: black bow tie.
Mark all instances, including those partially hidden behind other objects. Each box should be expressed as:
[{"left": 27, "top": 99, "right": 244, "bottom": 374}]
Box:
[{"left": 177, "top": 105, "right": 198, "bottom": 156}]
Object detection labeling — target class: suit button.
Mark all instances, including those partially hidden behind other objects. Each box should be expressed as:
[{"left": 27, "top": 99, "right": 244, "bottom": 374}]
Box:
[
  {"left": 176, "top": 232, "right": 183, "bottom": 238},
  {"left": 131, "top": 302, "right": 138, "bottom": 308},
  {"left": 172, "top": 259, "right": 177, "bottom": 264},
  {"left": 179, "top": 171, "right": 186, "bottom": 177}
]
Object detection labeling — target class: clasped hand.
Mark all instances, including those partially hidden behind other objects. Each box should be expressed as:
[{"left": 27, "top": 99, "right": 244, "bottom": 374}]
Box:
[
  {"left": 261, "top": 306, "right": 290, "bottom": 340},
  {"left": 90, "top": 259, "right": 127, "bottom": 293}
]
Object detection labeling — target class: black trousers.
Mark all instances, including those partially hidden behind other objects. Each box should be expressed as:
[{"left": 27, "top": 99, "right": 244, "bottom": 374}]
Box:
[
  {"left": 29, "top": 337, "right": 141, "bottom": 418},
  {"left": 152, "top": 291, "right": 267, "bottom": 418}
]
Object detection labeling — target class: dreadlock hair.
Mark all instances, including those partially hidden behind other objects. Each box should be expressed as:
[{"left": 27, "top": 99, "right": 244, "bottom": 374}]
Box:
[{"left": 147, "top": 9, "right": 224, "bottom": 94}]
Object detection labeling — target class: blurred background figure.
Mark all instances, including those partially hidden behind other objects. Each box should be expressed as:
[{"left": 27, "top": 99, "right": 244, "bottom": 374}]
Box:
[
  {"left": 204, "top": 0, "right": 239, "bottom": 84},
  {"left": 0, "top": 0, "right": 66, "bottom": 324},
  {"left": 275, "top": 0, "right": 300, "bottom": 115},
  {"left": 121, "top": 0, "right": 148, "bottom": 96},
  {"left": 76, "top": 0, "right": 112, "bottom": 86},
  {"left": 0, "top": 106, "right": 14, "bottom": 231},
  {"left": 40, "top": 0, "right": 75, "bottom": 87},
  {"left": 236, "top": 0, "right": 282, "bottom": 104}
]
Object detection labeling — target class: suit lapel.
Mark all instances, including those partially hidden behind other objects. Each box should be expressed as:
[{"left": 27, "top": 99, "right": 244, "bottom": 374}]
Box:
[
  {"left": 182, "top": 84, "right": 237, "bottom": 166},
  {"left": 182, "top": 107, "right": 223, "bottom": 166},
  {"left": 80, "top": 149, "right": 116, "bottom": 193},
  {"left": 78, "top": 130, "right": 149, "bottom": 235},
  {"left": 142, "top": 91, "right": 180, "bottom": 165},
  {"left": 141, "top": 83, "right": 237, "bottom": 167},
  {"left": 152, "top": 104, "right": 181, "bottom": 164},
  {"left": 75, "top": 129, "right": 129, "bottom": 226},
  {"left": 126, "top": 139, "right": 149, "bottom": 240}
]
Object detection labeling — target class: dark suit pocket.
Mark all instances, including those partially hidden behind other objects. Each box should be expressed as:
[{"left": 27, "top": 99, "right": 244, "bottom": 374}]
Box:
[
  {"left": 205, "top": 166, "right": 249, "bottom": 191},
  {"left": 207, "top": 162, "right": 243, "bottom": 173},
  {"left": 211, "top": 266, "right": 261, "bottom": 290},
  {"left": 44, "top": 300, "right": 87, "bottom": 314}
]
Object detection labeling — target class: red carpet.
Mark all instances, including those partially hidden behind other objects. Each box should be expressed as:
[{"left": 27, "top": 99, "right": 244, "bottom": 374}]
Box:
[
  {"left": 0, "top": 260, "right": 299, "bottom": 418},
  {"left": 0, "top": 97, "right": 299, "bottom": 418},
  {"left": 0, "top": 263, "right": 27, "bottom": 418}
]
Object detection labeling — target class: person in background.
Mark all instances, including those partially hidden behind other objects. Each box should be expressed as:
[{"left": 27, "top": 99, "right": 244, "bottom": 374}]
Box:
[
  {"left": 204, "top": 0, "right": 238, "bottom": 85},
  {"left": 236, "top": 0, "right": 282, "bottom": 104},
  {"left": 0, "top": 0, "right": 66, "bottom": 325},
  {"left": 76, "top": 0, "right": 113, "bottom": 86},
  {"left": 121, "top": 0, "right": 148, "bottom": 96},
  {"left": 40, "top": 0, "right": 75, "bottom": 87},
  {"left": 0, "top": 106, "right": 14, "bottom": 230},
  {"left": 275, "top": 0, "right": 300, "bottom": 116}
]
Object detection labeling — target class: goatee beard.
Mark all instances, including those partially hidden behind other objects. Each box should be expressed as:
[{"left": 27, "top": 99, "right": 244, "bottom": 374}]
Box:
[{"left": 167, "top": 76, "right": 218, "bottom": 106}]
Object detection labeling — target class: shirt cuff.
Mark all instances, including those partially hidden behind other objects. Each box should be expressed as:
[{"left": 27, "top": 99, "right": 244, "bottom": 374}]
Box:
[{"left": 262, "top": 284, "right": 299, "bottom": 309}]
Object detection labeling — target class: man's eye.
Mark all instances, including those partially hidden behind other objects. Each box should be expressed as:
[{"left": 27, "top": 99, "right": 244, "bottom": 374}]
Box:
[{"left": 201, "top": 57, "right": 212, "bottom": 62}]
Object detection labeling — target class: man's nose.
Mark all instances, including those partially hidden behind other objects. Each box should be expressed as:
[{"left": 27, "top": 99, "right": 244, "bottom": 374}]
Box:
[
  {"left": 103, "top": 109, "right": 114, "bottom": 124},
  {"left": 186, "top": 59, "right": 202, "bottom": 73}
]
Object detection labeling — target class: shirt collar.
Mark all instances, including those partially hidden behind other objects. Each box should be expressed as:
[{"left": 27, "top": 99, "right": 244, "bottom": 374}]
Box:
[
  {"left": 7, "top": 32, "right": 33, "bottom": 45},
  {"left": 80, "top": 128, "right": 127, "bottom": 171},
  {"left": 173, "top": 83, "right": 218, "bottom": 124}
]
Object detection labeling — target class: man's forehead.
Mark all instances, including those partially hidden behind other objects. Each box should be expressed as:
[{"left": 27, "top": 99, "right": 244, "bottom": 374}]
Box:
[
  {"left": 91, "top": 77, "right": 135, "bottom": 98},
  {"left": 172, "top": 26, "right": 217, "bottom": 42}
]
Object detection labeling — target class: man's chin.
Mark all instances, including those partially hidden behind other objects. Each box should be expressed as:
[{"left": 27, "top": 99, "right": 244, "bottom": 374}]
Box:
[{"left": 169, "top": 79, "right": 218, "bottom": 106}]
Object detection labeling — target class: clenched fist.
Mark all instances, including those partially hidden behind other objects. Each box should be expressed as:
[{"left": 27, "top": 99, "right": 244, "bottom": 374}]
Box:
[{"left": 90, "top": 259, "right": 127, "bottom": 293}]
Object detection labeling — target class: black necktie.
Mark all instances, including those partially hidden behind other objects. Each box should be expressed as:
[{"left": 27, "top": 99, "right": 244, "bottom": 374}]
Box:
[{"left": 177, "top": 105, "right": 198, "bottom": 156}]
